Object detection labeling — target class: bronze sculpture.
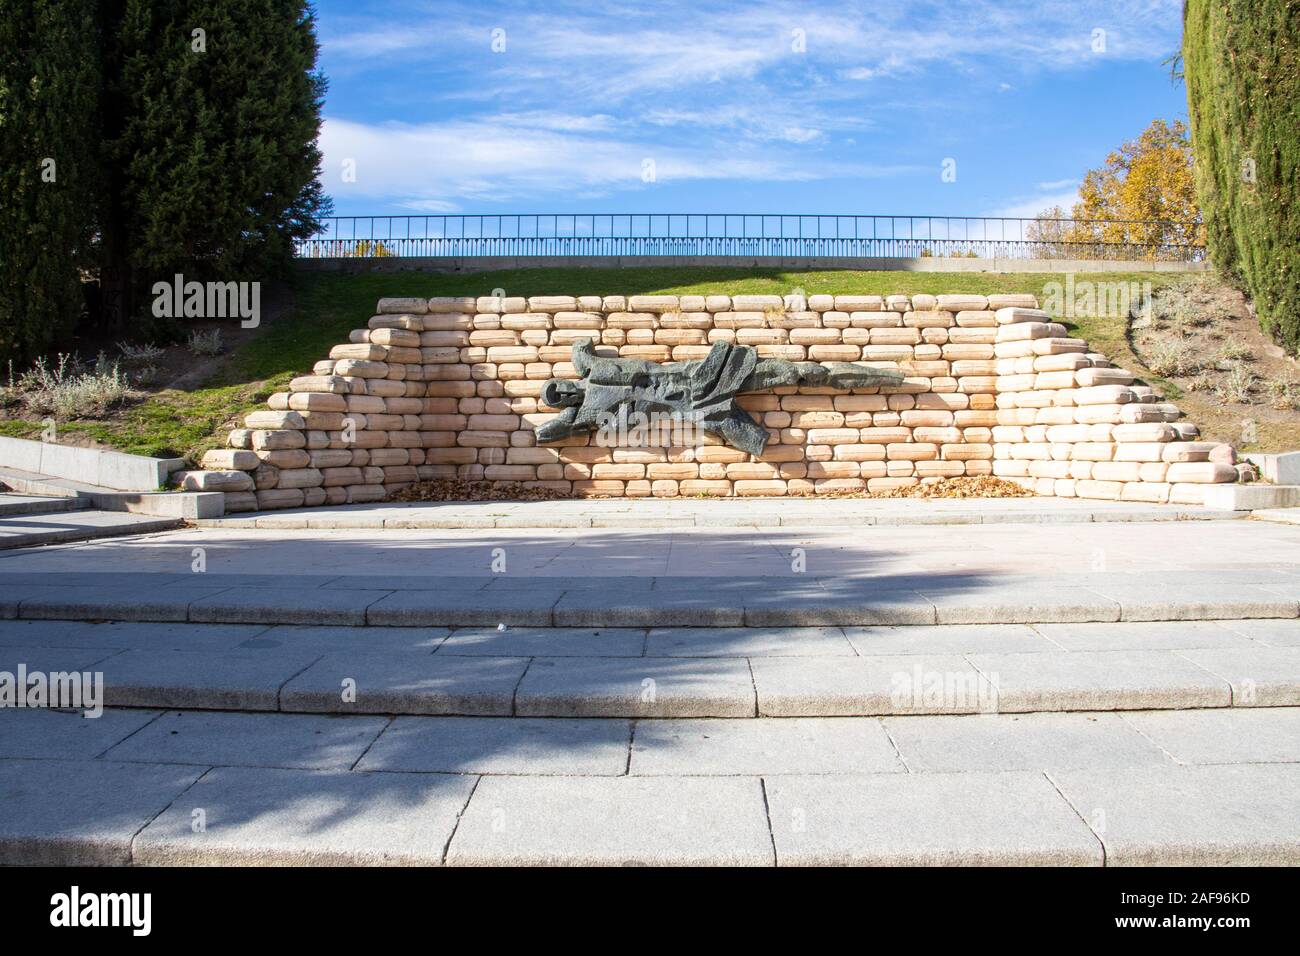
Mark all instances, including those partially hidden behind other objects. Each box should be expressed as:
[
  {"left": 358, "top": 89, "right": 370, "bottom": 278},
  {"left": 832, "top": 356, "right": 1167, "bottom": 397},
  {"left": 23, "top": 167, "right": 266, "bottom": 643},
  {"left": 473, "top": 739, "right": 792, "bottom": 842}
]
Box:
[{"left": 535, "top": 338, "right": 904, "bottom": 456}]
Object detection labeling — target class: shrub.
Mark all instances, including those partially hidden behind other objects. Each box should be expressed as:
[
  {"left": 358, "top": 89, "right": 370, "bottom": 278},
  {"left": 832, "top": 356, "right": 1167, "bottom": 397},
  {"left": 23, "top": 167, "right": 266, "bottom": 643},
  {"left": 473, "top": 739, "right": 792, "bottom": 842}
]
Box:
[
  {"left": 1145, "top": 339, "right": 1202, "bottom": 377},
  {"left": 1217, "top": 341, "right": 1254, "bottom": 364},
  {"left": 1215, "top": 364, "right": 1257, "bottom": 404},
  {"left": 186, "top": 329, "right": 224, "bottom": 357},
  {"left": 1265, "top": 379, "right": 1300, "bottom": 410},
  {"left": 117, "top": 341, "right": 166, "bottom": 363},
  {"left": 6, "top": 352, "right": 131, "bottom": 418}
]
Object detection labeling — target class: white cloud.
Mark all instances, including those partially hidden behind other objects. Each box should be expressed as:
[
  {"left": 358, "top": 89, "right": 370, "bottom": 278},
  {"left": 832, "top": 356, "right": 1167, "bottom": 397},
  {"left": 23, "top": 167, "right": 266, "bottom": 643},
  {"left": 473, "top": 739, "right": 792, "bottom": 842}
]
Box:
[
  {"left": 320, "top": 115, "right": 918, "bottom": 205},
  {"left": 781, "top": 126, "right": 824, "bottom": 143},
  {"left": 987, "top": 189, "right": 1081, "bottom": 219},
  {"left": 315, "top": 0, "right": 1184, "bottom": 208}
]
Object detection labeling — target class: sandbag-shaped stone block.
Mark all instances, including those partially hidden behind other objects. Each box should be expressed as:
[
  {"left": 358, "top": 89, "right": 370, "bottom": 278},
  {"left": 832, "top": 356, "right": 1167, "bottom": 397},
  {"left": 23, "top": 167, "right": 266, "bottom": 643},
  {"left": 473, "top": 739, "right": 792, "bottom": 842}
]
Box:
[
  {"left": 994, "top": 307, "right": 1051, "bottom": 325},
  {"left": 377, "top": 297, "right": 428, "bottom": 314},
  {"left": 1121, "top": 481, "right": 1171, "bottom": 503},
  {"left": 252, "top": 462, "right": 280, "bottom": 489},
  {"left": 256, "top": 488, "right": 305, "bottom": 509},
  {"left": 1091, "top": 461, "right": 1142, "bottom": 482},
  {"left": 1111, "top": 422, "right": 1177, "bottom": 443},
  {"left": 369, "top": 314, "right": 424, "bottom": 332},
  {"left": 1165, "top": 462, "right": 1238, "bottom": 484},
  {"left": 1073, "top": 385, "right": 1136, "bottom": 406},
  {"left": 1118, "top": 403, "right": 1170, "bottom": 424},
  {"left": 1075, "top": 479, "right": 1124, "bottom": 500},
  {"left": 427, "top": 297, "right": 477, "bottom": 313},
  {"left": 289, "top": 375, "right": 352, "bottom": 394},
  {"left": 201, "top": 449, "right": 259, "bottom": 471},
  {"left": 524, "top": 296, "right": 578, "bottom": 313},
  {"left": 287, "top": 392, "right": 348, "bottom": 412},
  {"left": 935, "top": 294, "right": 988, "bottom": 312},
  {"left": 997, "top": 321, "right": 1069, "bottom": 342},
  {"left": 1075, "top": 367, "right": 1136, "bottom": 387},
  {"left": 625, "top": 295, "right": 679, "bottom": 312},
  {"left": 333, "top": 359, "right": 390, "bottom": 379},
  {"left": 369, "top": 328, "right": 421, "bottom": 348},
  {"left": 244, "top": 410, "right": 306, "bottom": 430},
  {"left": 276, "top": 468, "right": 324, "bottom": 489},
  {"left": 988, "top": 294, "right": 1039, "bottom": 310},
  {"left": 330, "top": 343, "right": 389, "bottom": 361},
  {"left": 222, "top": 491, "right": 258, "bottom": 513},
  {"left": 174, "top": 469, "right": 254, "bottom": 492},
  {"left": 250, "top": 429, "right": 307, "bottom": 451},
  {"left": 1113, "top": 442, "right": 1171, "bottom": 463}
]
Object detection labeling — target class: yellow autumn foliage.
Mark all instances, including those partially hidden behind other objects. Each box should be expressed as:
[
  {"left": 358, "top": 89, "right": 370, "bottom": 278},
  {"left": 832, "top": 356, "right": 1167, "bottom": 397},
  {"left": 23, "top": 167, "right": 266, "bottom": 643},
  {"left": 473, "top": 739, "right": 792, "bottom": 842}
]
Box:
[{"left": 1030, "top": 120, "right": 1206, "bottom": 259}]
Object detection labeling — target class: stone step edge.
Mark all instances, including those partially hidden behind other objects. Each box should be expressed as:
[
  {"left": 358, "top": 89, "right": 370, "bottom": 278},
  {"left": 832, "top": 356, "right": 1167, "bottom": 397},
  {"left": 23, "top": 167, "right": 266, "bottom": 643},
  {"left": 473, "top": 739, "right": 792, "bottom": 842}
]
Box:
[
  {"left": 70, "top": 666, "right": 1299, "bottom": 719},
  {"left": 195, "top": 507, "right": 1247, "bottom": 530},
  {"left": 82, "top": 692, "right": 1300, "bottom": 720},
  {"left": 0, "top": 516, "right": 185, "bottom": 551},
  {"left": 7, "top": 598, "right": 1298, "bottom": 627},
  {"left": 0, "top": 495, "right": 90, "bottom": 516}
]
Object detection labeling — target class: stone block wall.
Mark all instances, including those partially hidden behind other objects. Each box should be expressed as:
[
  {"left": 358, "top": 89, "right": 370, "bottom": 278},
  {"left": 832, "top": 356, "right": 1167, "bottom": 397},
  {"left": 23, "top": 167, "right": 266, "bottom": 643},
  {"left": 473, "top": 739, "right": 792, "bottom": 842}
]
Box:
[{"left": 179, "top": 292, "right": 1244, "bottom": 511}]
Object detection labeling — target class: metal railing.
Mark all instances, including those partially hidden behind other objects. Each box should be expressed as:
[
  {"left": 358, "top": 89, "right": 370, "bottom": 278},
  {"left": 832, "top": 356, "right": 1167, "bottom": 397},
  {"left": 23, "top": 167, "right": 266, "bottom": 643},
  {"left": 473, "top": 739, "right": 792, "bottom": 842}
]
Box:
[{"left": 294, "top": 214, "right": 1205, "bottom": 261}]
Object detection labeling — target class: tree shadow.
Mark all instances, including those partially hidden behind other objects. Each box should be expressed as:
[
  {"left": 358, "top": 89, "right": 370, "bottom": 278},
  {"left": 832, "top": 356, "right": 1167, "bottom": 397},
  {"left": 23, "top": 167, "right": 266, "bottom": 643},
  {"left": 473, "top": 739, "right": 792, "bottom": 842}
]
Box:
[{"left": 0, "top": 524, "right": 1020, "bottom": 864}]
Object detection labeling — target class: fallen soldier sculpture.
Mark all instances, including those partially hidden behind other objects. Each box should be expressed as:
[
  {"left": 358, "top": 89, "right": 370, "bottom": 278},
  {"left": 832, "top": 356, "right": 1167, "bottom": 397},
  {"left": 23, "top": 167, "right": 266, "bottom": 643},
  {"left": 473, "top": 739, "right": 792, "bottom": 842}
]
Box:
[{"left": 535, "top": 338, "right": 905, "bottom": 456}]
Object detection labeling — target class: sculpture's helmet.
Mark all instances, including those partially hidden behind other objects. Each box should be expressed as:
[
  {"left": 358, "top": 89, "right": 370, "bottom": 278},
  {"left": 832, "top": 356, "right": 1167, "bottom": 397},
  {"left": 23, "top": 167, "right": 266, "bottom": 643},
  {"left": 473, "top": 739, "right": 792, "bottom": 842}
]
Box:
[{"left": 541, "top": 378, "right": 585, "bottom": 408}]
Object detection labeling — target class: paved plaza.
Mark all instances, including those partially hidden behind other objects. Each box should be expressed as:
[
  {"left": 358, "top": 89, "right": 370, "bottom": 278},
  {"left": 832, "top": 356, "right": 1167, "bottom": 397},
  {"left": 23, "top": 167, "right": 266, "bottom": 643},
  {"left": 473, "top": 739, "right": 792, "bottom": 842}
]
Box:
[{"left": 2, "top": 502, "right": 1299, "bottom": 865}]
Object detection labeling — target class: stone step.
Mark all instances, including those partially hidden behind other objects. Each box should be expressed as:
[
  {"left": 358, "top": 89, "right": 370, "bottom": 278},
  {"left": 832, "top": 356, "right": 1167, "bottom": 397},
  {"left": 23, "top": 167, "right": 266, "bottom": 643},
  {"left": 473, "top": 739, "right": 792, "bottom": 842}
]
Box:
[
  {"left": 197, "top": 497, "right": 1245, "bottom": 530},
  {"left": 2, "top": 708, "right": 1297, "bottom": 865},
  {"left": 2, "top": 569, "right": 1297, "bottom": 626},
  {"left": 0, "top": 493, "right": 89, "bottom": 517},
  {"left": 0, "top": 466, "right": 222, "bottom": 519},
  {"left": 0, "top": 510, "right": 183, "bottom": 550},
  {"left": 2, "top": 618, "right": 1297, "bottom": 718}
]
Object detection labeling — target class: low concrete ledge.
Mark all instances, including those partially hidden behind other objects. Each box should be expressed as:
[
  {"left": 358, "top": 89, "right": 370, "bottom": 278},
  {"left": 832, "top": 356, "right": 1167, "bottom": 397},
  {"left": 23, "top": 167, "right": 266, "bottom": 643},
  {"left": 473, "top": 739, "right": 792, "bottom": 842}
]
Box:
[
  {"left": 1201, "top": 484, "right": 1300, "bottom": 511},
  {"left": 1245, "top": 452, "right": 1300, "bottom": 486},
  {"left": 87, "top": 490, "right": 224, "bottom": 520},
  {"left": 0, "top": 468, "right": 222, "bottom": 519},
  {"left": 0, "top": 436, "right": 183, "bottom": 491}
]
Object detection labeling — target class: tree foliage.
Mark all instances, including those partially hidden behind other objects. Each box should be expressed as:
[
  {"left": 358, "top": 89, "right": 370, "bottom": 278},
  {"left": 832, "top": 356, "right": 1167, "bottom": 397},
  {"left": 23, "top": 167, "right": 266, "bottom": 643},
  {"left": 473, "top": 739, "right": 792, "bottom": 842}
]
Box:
[
  {"left": 1184, "top": 0, "right": 1300, "bottom": 352},
  {"left": 1029, "top": 120, "right": 1205, "bottom": 260},
  {"left": 0, "top": 0, "right": 101, "bottom": 361},
  {"left": 0, "top": 0, "right": 331, "bottom": 358},
  {"left": 101, "top": 0, "right": 331, "bottom": 325}
]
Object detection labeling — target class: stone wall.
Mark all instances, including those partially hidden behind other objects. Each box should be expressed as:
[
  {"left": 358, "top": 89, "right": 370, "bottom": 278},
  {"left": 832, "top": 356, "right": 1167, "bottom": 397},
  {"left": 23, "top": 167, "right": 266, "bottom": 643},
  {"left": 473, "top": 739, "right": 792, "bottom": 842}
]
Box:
[{"left": 180, "top": 292, "right": 1245, "bottom": 511}]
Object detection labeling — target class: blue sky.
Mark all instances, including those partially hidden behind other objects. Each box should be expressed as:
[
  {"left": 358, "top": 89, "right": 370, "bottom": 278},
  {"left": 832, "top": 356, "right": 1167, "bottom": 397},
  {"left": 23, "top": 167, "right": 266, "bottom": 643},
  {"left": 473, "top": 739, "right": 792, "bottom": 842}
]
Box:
[{"left": 312, "top": 0, "right": 1188, "bottom": 221}]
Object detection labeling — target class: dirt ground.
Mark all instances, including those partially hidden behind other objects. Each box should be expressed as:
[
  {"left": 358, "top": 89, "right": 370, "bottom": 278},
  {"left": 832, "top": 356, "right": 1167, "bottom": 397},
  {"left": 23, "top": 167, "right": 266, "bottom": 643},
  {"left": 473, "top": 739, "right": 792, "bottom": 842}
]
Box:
[{"left": 1128, "top": 277, "right": 1300, "bottom": 453}]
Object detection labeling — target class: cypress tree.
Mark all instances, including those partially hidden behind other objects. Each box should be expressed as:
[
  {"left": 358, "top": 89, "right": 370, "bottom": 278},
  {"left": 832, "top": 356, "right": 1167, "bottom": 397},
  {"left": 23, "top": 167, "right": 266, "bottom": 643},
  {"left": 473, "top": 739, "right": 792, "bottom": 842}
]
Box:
[
  {"left": 0, "top": 0, "right": 101, "bottom": 361},
  {"left": 101, "top": 0, "right": 331, "bottom": 329},
  {"left": 1183, "top": 0, "right": 1300, "bottom": 351}
]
